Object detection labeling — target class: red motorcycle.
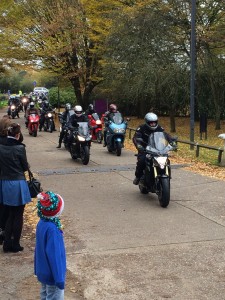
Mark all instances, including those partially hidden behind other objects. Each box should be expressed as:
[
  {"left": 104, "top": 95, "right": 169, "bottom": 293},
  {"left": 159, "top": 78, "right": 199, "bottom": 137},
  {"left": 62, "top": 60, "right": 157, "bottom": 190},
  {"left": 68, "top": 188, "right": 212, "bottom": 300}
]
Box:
[
  {"left": 88, "top": 113, "right": 103, "bottom": 143},
  {"left": 28, "top": 113, "right": 40, "bottom": 137}
]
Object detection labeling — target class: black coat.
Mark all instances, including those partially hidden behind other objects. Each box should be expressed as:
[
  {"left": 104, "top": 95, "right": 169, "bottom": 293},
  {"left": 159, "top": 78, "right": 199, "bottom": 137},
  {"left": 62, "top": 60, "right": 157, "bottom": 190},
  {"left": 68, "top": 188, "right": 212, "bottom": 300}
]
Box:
[
  {"left": 133, "top": 124, "right": 172, "bottom": 149},
  {"left": 0, "top": 137, "right": 29, "bottom": 180}
]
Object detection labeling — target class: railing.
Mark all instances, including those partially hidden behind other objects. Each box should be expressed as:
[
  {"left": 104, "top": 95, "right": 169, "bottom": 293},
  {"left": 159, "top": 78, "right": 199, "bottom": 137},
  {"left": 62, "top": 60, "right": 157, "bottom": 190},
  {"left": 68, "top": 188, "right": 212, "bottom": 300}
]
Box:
[{"left": 127, "top": 127, "right": 224, "bottom": 164}]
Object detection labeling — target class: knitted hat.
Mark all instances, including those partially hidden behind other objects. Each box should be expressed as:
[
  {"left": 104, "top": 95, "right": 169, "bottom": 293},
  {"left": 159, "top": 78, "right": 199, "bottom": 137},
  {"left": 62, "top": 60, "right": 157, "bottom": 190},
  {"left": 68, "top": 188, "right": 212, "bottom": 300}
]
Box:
[{"left": 37, "top": 191, "right": 64, "bottom": 218}]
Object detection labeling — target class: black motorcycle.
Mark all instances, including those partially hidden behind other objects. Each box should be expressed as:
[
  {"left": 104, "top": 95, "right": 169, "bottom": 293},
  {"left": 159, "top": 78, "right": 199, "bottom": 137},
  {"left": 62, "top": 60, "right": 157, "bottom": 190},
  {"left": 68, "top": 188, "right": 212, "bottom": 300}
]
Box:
[
  {"left": 43, "top": 110, "right": 55, "bottom": 133},
  {"left": 9, "top": 104, "right": 19, "bottom": 119},
  {"left": 137, "top": 132, "right": 175, "bottom": 208},
  {"left": 69, "top": 122, "right": 92, "bottom": 165}
]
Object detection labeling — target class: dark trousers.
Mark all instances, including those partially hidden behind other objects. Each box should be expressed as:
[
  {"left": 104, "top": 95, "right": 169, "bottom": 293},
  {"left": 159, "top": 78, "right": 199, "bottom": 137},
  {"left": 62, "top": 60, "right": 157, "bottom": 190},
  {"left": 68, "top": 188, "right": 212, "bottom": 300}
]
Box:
[
  {"left": 4, "top": 205, "right": 25, "bottom": 246},
  {"left": 135, "top": 153, "right": 146, "bottom": 178},
  {"left": 0, "top": 204, "right": 10, "bottom": 231}
]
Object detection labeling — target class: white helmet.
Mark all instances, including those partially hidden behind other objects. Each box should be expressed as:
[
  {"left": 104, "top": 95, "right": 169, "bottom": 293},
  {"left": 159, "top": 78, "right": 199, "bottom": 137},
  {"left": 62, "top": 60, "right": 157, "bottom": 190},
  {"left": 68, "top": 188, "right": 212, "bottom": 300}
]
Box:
[
  {"left": 74, "top": 105, "right": 83, "bottom": 117},
  {"left": 30, "top": 102, "right": 35, "bottom": 109},
  {"left": 144, "top": 112, "right": 158, "bottom": 130}
]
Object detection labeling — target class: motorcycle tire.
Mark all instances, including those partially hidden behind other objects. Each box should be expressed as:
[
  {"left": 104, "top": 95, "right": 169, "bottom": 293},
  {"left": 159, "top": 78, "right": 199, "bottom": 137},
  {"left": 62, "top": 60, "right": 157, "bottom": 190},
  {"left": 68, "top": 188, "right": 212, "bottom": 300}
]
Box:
[
  {"left": 80, "top": 145, "right": 90, "bottom": 165},
  {"left": 97, "top": 131, "right": 103, "bottom": 144},
  {"left": 33, "top": 129, "right": 37, "bottom": 137},
  {"left": 116, "top": 141, "right": 122, "bottom": 156},
  {"left": 158, "top": 177, "right": 170, "bottom": 208}
]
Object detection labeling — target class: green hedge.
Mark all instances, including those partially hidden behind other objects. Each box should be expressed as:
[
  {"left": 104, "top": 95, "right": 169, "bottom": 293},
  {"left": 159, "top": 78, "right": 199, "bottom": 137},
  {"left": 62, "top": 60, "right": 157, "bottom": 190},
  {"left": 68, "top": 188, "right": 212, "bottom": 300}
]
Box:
[{"left": 48, "top": 87, "right": 76, "bottom": 108}]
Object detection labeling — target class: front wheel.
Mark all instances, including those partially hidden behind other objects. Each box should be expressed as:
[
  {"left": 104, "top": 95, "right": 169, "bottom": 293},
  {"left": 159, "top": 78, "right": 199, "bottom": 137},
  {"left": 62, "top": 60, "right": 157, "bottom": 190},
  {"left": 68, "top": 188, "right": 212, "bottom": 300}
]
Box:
[
  {"left": 158, "top": 177, "right": 170, "bottom": 208},
  {"left": 80, "top": 145, "right": 90, "bottom": 165},
  {"left": 116, "top": 141, "right": 122, "bottom": 156},
  {"left": 139, "top": 185, "right": 148, "bottom": 194},
  {"left": 97, "top": 131, "right": 103, "bottom": 144}
]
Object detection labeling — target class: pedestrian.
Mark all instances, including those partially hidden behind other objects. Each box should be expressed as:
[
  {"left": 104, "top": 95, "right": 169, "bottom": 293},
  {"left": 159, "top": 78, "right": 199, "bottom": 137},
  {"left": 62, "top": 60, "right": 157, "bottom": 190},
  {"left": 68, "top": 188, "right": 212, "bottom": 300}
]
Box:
[
  {"left": 0, "top": 116, "right": 12, "bottom": 244},
  {"left": 34, "top": 191, "right": 66, "bottom": 300},
  {"left": 0, "top": 123, "right": 31, "bottom": 252}
]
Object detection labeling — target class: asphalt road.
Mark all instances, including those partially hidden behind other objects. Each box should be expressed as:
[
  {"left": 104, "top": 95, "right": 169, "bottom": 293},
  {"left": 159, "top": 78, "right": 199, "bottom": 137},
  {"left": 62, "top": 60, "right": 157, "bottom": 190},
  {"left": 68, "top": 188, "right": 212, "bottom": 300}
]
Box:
[{"left": 1, "top": 110, "right": 225, "bottom": 300}]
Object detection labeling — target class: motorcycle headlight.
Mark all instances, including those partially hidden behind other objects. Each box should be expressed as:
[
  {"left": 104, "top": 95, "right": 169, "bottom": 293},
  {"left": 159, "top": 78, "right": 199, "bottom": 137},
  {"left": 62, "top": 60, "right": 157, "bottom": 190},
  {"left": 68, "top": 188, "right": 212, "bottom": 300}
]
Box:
[
  {"left": 31, "top": 120, "right": 34, "bottom": 122},
  {"left": 154, "top": 157, "right": 167, "bottom": 169},
  {"left": 47, "top": 113, "right": 52, "bottom": 117},
  {"left": 96, "top": 120, "right": 101, "bottom": 125},
  {"left": 22, "top": 99, "right": 27, "bottom": 103},
  {"left": 113, "top": 128, "right": 119, "bottom": 133},
  {"left": 119, "top": 128, "right": 125, "bottom": 133},
  {"left": 11, "top": 105, "right": 15, "bottom": 109},
  {"left": 77, "top": 136, "right": 85, "bottom": 142}
]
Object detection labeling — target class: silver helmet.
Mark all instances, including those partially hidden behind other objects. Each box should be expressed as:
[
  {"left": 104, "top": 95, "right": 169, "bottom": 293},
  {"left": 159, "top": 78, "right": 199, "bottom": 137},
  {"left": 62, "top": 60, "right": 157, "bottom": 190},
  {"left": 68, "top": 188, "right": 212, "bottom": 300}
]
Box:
[{"left": 144, "top": 112, "right": 158, "bottom": 130}]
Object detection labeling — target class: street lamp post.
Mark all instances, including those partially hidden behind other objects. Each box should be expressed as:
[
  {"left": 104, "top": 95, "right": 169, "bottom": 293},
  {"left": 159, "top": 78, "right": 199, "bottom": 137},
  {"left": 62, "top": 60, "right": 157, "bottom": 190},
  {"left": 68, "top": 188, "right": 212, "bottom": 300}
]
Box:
[{"left": 190, "top": 0, "right": 196, "bottom": 149}]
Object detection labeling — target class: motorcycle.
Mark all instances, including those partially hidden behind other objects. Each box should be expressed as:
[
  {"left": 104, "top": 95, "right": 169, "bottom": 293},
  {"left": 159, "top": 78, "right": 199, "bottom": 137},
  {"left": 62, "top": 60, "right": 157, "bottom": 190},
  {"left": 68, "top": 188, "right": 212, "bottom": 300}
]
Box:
[
  {"left": 27, "top": 113, "right": 40, "bottom": 137},
  {"left": 21, "top": 97, "right": 29, "bottom": 114},
  {"left": 136, "top": 132, "right": 175, "bottom": 208},
  {"left": 105, "top": 112, "right": 127, "bottom": 156},
  {"left": 9, "top": 104, "right": 19, "bottom": 119},
  {"left": 43, "top": 110, "right": 55, "bottom": 133},
  {"left": 69, "top": 122, "right": 92, "bottom": 165},
  {"left": 88, "top": 113, "right": 103, "bottom": 143}
]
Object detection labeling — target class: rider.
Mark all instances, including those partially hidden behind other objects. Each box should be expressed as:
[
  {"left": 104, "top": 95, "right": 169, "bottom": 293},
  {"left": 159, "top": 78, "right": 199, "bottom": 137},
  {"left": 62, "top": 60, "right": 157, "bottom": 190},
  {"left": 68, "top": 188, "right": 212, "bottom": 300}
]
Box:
[
  {"left": 56, "top": 103, "right": 73, "bottom": 148},
  {"left": 67, "top": 105, "right": 89, "bottom": 147},
  {"left": 7, "top": 96, "right": 20, "bottom": 118},
  {"left": 103, "top": 104, "right": 118, "bottom": 147},
  {"left": 25, "top": 102, "right": 39, "bottom": 128},
  {"left": 85, "top": 104, "right": 96, "bottom": 116},
  {"left": 132, "top": 112, "right": 174, "bottom": 185},
  {"left": 39, "top": 100, "right": 55, "bottom": 131}
]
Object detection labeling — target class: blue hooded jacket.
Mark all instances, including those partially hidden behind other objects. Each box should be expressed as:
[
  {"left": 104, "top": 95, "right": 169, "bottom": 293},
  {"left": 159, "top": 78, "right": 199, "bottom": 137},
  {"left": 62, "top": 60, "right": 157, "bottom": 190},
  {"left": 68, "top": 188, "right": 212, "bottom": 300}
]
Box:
[{"left": 34, "top": 220, "right": 66, "bottom": 289}]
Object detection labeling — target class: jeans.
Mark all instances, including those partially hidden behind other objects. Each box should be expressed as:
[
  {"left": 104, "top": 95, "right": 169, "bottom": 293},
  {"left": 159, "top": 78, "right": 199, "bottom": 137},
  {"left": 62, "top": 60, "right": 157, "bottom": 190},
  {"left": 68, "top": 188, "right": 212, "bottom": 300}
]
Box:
[{"left": 40, "top": 283, "right": 64, "bottom": 300}]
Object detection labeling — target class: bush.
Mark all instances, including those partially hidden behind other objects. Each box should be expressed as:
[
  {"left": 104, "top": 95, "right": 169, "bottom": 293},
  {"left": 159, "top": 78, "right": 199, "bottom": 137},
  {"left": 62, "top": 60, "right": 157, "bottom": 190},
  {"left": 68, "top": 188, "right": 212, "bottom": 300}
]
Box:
[{"left": 48, "top": 87, "right": 76, "bottom": 108}]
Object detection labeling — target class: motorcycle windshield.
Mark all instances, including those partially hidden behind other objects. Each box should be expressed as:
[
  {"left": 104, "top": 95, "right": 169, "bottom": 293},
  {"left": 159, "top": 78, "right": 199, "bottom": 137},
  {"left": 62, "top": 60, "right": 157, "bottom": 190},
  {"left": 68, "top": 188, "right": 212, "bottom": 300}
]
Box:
[
  {"left": 77, "top": 122, "right": 89, "bottom": 136},
  {"left": 146, "top": 132, "right": 172, "bottom": 155},
  {"left": 92, "top": 113, "right": 100, "bottom": 121},
  {"left": 109, "top": 112, "right": 124, "bottom": 125}
]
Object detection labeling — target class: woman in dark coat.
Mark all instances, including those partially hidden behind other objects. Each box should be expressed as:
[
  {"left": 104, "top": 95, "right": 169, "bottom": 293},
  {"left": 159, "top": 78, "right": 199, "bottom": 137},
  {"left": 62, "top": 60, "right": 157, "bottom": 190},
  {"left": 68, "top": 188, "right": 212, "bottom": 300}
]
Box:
[
  {"left": 0, "top": 123, "right": 31, "bottom": 252},
  {"left": 0, "top": 116, "right": 12, "bottom": 244}
]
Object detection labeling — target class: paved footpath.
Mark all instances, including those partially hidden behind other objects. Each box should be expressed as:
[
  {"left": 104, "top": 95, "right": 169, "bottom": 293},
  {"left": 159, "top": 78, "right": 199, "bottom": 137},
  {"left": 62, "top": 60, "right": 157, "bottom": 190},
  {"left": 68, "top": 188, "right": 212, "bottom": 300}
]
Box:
[{"left": 1, "top": 109, "right": 225, "bottom": 299}]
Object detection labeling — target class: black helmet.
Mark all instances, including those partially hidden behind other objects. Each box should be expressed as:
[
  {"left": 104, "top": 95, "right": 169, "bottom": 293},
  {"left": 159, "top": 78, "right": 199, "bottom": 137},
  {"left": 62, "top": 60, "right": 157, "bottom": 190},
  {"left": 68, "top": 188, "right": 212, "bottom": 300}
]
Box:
[
  {"left": 44, "top": 100, "right": 49, "bottom": 107},
  {"left": 65, "top": 103, "right": 71, "bottom": 111},
  {"left": 144, "top": 112, "right": 158, "bottom": 130}
]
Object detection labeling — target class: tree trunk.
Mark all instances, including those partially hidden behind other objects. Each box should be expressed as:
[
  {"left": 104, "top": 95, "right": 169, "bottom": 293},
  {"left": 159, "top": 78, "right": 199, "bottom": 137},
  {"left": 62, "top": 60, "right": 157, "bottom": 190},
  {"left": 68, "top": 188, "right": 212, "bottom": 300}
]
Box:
[
  {"left": 169, "top": 109, "right": 176, "bottom": 132},
  {"left": 69, "top": 76, "right": 83, "bottom": 106},
  {"left": 215, "top": 106, "right": 221, "bottom": 130}
]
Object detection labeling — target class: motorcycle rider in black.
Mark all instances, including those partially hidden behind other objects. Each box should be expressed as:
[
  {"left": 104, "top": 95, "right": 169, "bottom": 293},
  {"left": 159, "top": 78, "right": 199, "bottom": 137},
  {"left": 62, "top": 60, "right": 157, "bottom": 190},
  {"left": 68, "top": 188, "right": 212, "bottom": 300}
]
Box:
[
  {"left": 67, "top": 105, "right": 89, "bottom": 147},
  {"left": 56, "top": 103, "right": 72, "bottom": 148},
  {"left": 7, "top": 96, "right": 20, "bottom": 118},
  {"left": 103, "top": 104, "right": 119, "bottom": 147},
  {"left": 39, "top": 100, "right": 55, "bottom": 131},
  {"left": 133, "top": 112, "right": 174, "bottom": 185},
  {"left": 85, "top": 104, "right": 96, "bottom": 116}
]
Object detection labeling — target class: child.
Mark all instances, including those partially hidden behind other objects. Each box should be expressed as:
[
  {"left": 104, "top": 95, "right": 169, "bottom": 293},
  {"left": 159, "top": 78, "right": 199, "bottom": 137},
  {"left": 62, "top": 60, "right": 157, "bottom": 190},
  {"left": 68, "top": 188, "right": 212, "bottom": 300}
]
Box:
[{"left": 34, "top": 191, "right": 66, "bottom": 300}]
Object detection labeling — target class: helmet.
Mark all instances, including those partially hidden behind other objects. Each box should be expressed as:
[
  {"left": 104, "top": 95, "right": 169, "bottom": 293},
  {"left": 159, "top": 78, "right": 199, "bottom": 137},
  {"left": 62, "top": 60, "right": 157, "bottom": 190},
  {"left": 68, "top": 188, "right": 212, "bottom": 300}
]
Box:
[
  {"left": 65, "top": 103, "right": 71, "bottom": 111},
  {"left": 109, "top": 104, "right": 117, "bottom": 113},
  {"left": 30, "top": 102, "right": 35, "bottom": 109},
  {"left": 44, "top": 100, "right": 49, "bottom": 107},
  {"left": 88, "top": 104, "right": 94, "bottom": 110},
  {"left": 74, "top": 105, "right": 83, "bottom": 117},
  {"left": 144, "top": 112, "right": 158, "bottom": 130}
]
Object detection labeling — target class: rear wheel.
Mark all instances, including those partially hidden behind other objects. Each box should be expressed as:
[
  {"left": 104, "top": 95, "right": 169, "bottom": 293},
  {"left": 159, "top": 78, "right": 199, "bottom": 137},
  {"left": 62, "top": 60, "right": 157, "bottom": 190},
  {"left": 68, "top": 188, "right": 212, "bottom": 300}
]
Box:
[
  {"left": 80, "top": 145, "right": 90, "bottom": 165},
  {"left": 139, "top": 185, "right": 148, "bottom": 194},
  {"left": 158, "top": 178, "right": 170, "bottom": 208}
]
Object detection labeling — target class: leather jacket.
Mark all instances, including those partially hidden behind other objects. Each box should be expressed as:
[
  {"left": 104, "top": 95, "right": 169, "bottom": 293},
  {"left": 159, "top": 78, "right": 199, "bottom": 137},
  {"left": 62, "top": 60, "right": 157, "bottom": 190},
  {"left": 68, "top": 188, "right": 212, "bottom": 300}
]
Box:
[
  {"left": 133, "top": 124, "right": 172, "bottom": 150},
  {"left": 0, "top": 137, "right": 29, "bottom": 180}
]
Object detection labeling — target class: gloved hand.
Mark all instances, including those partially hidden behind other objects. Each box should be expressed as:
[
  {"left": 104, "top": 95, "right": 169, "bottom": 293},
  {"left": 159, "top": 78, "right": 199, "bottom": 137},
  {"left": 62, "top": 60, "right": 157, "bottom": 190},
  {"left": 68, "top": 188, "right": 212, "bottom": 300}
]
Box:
[
  {"left": 137, "top": 144, "right": 145, "bottom": 152},
  {"left": 170, "top": 141, "right": 177, "bottom": 150}
]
